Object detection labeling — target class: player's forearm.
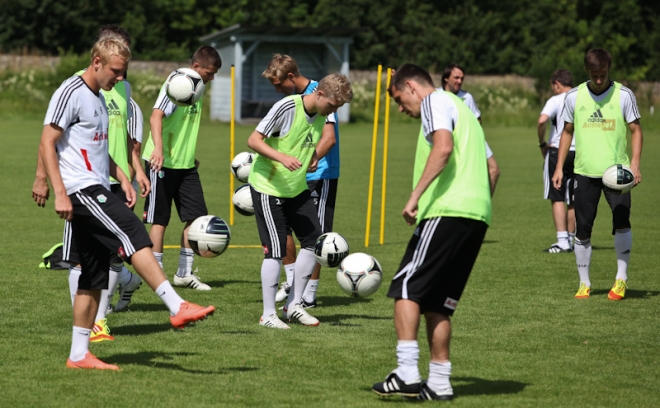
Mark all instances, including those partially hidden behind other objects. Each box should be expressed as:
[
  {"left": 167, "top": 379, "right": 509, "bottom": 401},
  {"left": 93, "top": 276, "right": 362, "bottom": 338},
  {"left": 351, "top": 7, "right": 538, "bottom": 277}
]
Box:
[
  {"left": 411, "top": 135, "right": 453, "bottom": 200},
  {"left": 109, "top": 157, "right": 130, "bottom": 184},
  {"left": 537, "top": 116, "right": 548, "bottom": 143},
  {"left": 315, "top": 124, "right": 336, "bottom": 160},
  {"left": 247, "top": 131, "right": 287, "bottom": 163},
  {"left": 130, "top": 140, "right": 145, "bottom": 179},
  {"left": 35, "top": 152, "right": 47, "bottom": 180},
  {"left": 630, "top": 125, "right": 643, "bottom": 167},
  {"left": 149, "top": 113, "right": 164, "bottom": 151},
  {"left": 556, "top": 124, "right": 573, "bottom": 168},
  {"left": 39, "top": 141, "right": 66, "bottom": 196}
]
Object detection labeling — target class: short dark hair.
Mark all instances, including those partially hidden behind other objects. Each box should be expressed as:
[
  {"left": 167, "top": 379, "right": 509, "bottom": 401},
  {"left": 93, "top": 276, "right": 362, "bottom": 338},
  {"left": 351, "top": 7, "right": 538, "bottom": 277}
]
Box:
[
  {"left": 389, "top": 63, "right": 434, "bottom": 95},
  {"left": 441, "top": 63, "right": 465, "bottom": 86},
  {"left": 97, "top": 24, "right": 131, "bottom": 47},
  {"left": 584, "top": 48, "right": 612, "bottom": 71},
  {"left": 550, "top": 69, "right": 573, "bottom": 88},
  {"left": 192, "top": 46, "right": 222, "bottom": 69}
]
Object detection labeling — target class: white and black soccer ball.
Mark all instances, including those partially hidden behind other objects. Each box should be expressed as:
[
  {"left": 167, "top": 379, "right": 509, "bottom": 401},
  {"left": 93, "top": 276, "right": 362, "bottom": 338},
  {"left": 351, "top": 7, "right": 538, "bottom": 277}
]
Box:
[
  {"left": 314, "top": 232, "right": 349, "bottom": 267},
  {"left": 231, "top": 152, "right": 254, "bottom": 183},
  {"left": 602, "top": 164, "right": 635, "bottom": 194},
  {"left": 187, "top": 215, "right": 231, "bottom": 258},
  {"left": 336, "top": 252, "right": 382, "bottom": 297},
  {"left": 166, "top": 68, "right": 205, "bottom": 107},
  {"left": 232, "top": 184, "right": 254, "bottom": 216}
]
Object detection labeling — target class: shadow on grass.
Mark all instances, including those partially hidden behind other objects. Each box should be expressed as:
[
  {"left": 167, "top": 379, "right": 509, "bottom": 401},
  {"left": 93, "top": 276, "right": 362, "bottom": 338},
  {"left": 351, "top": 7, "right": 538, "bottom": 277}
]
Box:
[
  {"left": 203, "top": 279, "right": 259, "bottom": 288},
  {"left": 323, "top": 313, "right": 390, "bottom": 327},
  {"left": 589, "top": 289, "right": 660, "bottom": 299},
  {"left": 363, "top": 376, "right": 528, "bottom": 402},
  {"left": 483, "top": 240, "right": 499, "bottom": 244},
  {"left": 316, "top": 296, "right": 373, "bottom": 307},
  {"left": 110, "top": 323, "right": 175, "bottom": 336},
  {"left": 107, "top": 351, "right": 258, "bottom": 375},
  {"left": 116, "top": 303, "right": 169, "bottom": 313},
  {"left": 591, "top": 245, "right": 614, "bottom": 250}
]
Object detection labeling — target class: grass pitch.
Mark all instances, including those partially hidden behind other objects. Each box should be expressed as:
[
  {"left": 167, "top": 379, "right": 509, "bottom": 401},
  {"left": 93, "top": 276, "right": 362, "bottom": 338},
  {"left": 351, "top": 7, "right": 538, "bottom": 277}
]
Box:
[{"left": 1, "top": 118, "right": 659, "bottom": 407}]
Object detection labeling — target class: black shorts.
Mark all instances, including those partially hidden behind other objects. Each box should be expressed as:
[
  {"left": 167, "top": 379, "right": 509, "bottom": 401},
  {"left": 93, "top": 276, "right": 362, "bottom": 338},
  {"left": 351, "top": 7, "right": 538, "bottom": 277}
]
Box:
[
  {"left": 143, "top": 163, "right": 208, "bottom": 226},
  {"left": 544, "top": 148, "right": 575, "bottom": 204},
  {"left": 387, "top": 217, "right": 488, "bottom": 316},
  {"left": 63, "top": 183, "right": 132, "bottom": 265},
  {"left": 251, "top": 186, "right": 322, "bottom": 259},
  {"left": 574, "top": 174, "right": 631, "bottom": 239},
  {"left": 68, "top": 184, "right": 152, "bottom": 290},
  {"left": 307, "top": 178, "right": 338, "bottom": 233}
]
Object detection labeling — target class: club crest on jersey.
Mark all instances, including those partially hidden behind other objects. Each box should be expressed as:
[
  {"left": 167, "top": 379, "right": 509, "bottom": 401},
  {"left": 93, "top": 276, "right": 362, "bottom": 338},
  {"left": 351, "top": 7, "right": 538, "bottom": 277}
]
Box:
[
  {"left": 117, "top": 246, "right": 126, "bottom": 259},
  {"left": 97, "top": 194, "right": 107, "bottom": 203},
  {"left": 443, "top": 297, "right": 458, "bottom": 310}
]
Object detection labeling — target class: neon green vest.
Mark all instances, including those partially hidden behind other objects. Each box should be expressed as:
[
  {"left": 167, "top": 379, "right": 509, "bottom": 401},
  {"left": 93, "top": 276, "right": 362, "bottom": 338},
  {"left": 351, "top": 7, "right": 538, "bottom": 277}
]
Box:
[
  {"left": 76, "top": 69, "right": 130, "bottom": 183},
  {"left": 414, "top": 91, "right": 491, "bottom": 225},
  {"left": 248, "top": 95, "right": 325, "bottom": 197},
  {"left": 574, "top": 82, "right": 628, "bottom": 177},
  {"left": 142, "top": 83, "right": 202, "bottom": 169}
]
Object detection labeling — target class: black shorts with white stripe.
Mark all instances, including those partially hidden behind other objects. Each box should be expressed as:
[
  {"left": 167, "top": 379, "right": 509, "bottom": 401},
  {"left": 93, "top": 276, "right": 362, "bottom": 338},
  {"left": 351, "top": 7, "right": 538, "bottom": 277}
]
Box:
[
  {"left": 573, "top": 174, "right": 631, "bottom": 238},
  {"left": 69, "top": 184, "right": 152, "bottom": 290},
  {"left": 544, "top": 148, "right": 575, "bottom": 203},
  {"left": 307, "top": 178, "right": 338, "bottom": 233},
  {"left": 387, "top": 217, "right": 488, "bottom": 316},
  {"left": 251, "top": 185, "right": 322, "bottom": 259}
]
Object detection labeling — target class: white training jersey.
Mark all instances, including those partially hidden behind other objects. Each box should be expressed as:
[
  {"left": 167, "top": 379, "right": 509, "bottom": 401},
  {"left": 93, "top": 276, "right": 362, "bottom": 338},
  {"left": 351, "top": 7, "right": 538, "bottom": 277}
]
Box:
[
  {"left": 44, "top": 75, "right": 109, "bottom": 195},
  {"left": 457, "top": 90, "right": 481, "bottom": 119},
  {"left": 541, "top": 92, "right": 575, "bottom": 150},
  {"left": 430, "top": 90, "right": 492, "bottom": 159},
  {"left": 562, "top": 81, "right": 641, "bottom": 125},
  {"left": 128, "top": 98, "right": 143, "bottom": 143},
  {"left": 256, "top": 96, "right": 336, "bottom": 138}
]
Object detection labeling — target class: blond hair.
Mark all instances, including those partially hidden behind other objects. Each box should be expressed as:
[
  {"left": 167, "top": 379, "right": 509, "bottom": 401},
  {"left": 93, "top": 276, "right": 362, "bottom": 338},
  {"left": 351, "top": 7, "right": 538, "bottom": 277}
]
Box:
[
  {"left": 262, "top": 54, "right": 301, "bottom": 81},
  {"left": 317, "top": 74, "right": 353, "bottom": 105},
  {"left": 90, "top": 37, "right": 132, "bottom": 65}
]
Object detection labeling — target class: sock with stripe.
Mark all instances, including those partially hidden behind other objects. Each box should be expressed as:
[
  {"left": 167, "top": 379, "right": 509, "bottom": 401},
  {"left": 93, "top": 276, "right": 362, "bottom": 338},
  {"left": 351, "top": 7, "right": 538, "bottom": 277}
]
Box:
[
  {"left": 575, "top": 238, "right": 592, "bottom": 287},
  {"left": 155, "top": 280, "right": 185, "bottom": 316},
  {"left": 95, "top": 263, "right": 121, "bottom": 321},
  {"left": 284, "top": 263, "right": 295, "bottom": 286},
  {"left": 395, "top": 340, "right": 421, "bottom": 383},
  {"left": 614, "top": 228, "right": 632, "bottom": 281},
  {"left": 261, "top": 258, "right": 282, "bottom": 318},
  {"left": 286, "top": 249, "right": 316, "bottom": 310},
  {"left": 68, "top": 265, "right": 82, "bottom": 307},
  {"left": 303, "top": 279, "right": 319, "bottom": 303},
  {"left": 176, "top": 248, "right": 194, "bottom": 278},
  {"left": 557, "top": 231, "right": 570, "bottom": 250}
]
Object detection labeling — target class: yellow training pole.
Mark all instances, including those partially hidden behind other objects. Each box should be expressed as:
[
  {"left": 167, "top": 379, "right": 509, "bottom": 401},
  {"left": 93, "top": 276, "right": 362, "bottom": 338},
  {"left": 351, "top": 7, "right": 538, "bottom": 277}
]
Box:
[
  {"left": 229, "top": 65, "right": 236, "bottom": 225},
  {"left": 379, "top": 68, "right": 392, "bottom": 245},
  {"left": 365, "top": 64, "right": 382, "bottom": 248}
]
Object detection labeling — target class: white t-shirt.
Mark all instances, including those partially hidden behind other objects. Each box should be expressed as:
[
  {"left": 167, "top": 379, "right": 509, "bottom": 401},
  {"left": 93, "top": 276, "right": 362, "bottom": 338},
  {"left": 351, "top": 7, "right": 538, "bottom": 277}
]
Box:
[
  {"left": 154, "top": 81, "right": 178, "bottom": 117},
  {"left": 429, "top": 90, "right": 492, "bottom": 159},
  {"left": 457, "top": 90, "right": 481, "bottom": 119},
  {"left": 541, "top": 92, "right": 574, "bottom": 150},
  {"left": 562, "top": 81, "right": 641, "bottom": 125},
  {"left": 128, "top": 98, "right": 143, "bottom": 143},
  {"left": 256, "top": 96, "right": 336, "bottom": 138},
  {"left": 44, "top": 76, "right": 109, "bottom": 195}
]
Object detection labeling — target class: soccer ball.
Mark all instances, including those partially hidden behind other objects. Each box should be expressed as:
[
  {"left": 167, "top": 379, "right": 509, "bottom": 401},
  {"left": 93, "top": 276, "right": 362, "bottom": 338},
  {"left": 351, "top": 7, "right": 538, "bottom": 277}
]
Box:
[
  {"left": 166, "top": 68, "right": 205, "bottom": 106},
  {"left": 187, "top": 215, "right": 231, "bottom": 258},
  {"left": 231, "top": 152, "right": 254, "bottom": 183},
  {"left": 602, "top": 164, "right": 635, "bottom": 194},
  {"left": 336, "top": 252, "right": 383, "bottom": 297},
  {"left": 314, "top": 232, "right": 349, "bottom": 267},
  {"left": 232, "top": 184, "right": 254, "bottom": 216}
]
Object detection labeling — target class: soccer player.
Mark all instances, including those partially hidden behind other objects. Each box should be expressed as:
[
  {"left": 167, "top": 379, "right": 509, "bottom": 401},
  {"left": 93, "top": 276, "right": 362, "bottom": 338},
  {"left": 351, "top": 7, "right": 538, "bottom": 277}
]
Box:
[
  {"left": 441, "top": 63, "right": 500, "bottom": 195},
  {"left": 247, "top": 73, "right": 352, "bottom": 329},
  {"left": 372, "top": 64, "right": 491, "bottom": 400},
  {"left": 261, "top": 54, "right": 341, "bottom": 308},
  {"left": 142, "top": 46, "right": 221, "bottom": 291},
  {"left": 538, "top": 69, "right": 575, "bottom": 253},
  {"left": 552, "top": 48, "right": 642, "bottom": 300},
  {"left": 36, "top": 37, "right": 215, "bottom": 370}
]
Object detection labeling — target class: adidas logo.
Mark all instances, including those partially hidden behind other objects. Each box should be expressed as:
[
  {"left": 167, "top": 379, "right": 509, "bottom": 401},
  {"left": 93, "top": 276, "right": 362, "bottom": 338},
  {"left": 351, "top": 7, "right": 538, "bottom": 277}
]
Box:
[
  {"left": 94, "top": 109, "right": 98, "bottom": 117},
  {"left": 301, "top": 131, "right": 316, "bottom": 148},
  {"left": 580, "top": 106, "right": 587, "bottom": 112},
  {"left": 106, "top": 99, "right": 121, "bottom": 116},
  {"left": 587, "top": 109, "right": 605, "bottom": 123}
]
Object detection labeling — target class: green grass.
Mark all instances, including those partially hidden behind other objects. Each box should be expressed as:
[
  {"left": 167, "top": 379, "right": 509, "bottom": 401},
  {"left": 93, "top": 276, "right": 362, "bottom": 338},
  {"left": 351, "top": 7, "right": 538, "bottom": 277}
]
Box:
[{"left": 1, "top": 118, "right": 659, "bottom": 407}]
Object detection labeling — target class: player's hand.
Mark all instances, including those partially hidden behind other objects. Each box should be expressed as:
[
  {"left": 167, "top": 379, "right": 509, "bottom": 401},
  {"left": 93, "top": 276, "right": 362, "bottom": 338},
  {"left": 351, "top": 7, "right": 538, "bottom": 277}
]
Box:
[
  {"left": 541, "top": 145, "right": 550, "bottom": 158},
  {"left": 307, "top": 156, "right": 318, "bottom": 172},
  {"left": 195, "top": 159, "right": 200, "bottom": 169},
  {"left": 402, "top": 196, "right": 419, "bottom": 226},
  {"left": 149, "top": 151, "right": 164, "bottom": 172},
  {"left": 121, "top": 180, "right": 137, "bottom": 208},
  {"left": 631, "top": 163, "right": 642, "bottom": 185},
  {"left": 32, "top": 177, "right": 50, "bottom": 207},
  {"left": 280, "top": 155, "right": 302, "bottom": 172},
  {"left": 551, "top": 169, "right": 563, "bottom": 190},
  {"left": 136, "top": 172, "right": 151, "bottom": 198},
  {"left": 55, "top": 195, "right": 73, "bottom": 221}
]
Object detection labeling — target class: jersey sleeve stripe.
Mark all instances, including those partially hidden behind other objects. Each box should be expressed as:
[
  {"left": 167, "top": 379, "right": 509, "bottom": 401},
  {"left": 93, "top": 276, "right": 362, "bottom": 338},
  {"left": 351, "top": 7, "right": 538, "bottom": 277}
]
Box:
[
  {"left": 128, "top": 99, "right": 138, "bottom": 140},
  {"left": 52, "top": 77, "right": 85, "bottom": 125},
  {"left": 263, "top": 99, "right": 296, "bottom": 136},
  {"left": 620, "top": 86, "right": 641, "bottom": 119},
  {"left": 157, "top": 93, "right": 173, "bottom": 112},
  {"left": 421, "top": 96, "right": 433, "bottom": 135}
]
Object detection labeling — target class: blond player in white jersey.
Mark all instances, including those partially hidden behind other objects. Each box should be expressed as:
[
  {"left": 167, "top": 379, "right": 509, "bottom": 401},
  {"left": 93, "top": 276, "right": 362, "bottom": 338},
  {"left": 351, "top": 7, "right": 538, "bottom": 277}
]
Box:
[{"left": 538, "top": 69, "right": 576, "bottom": 253}]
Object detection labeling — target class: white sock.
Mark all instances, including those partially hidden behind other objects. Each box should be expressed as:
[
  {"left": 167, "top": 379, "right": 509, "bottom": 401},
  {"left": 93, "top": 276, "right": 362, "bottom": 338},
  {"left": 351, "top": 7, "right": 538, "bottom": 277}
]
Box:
[
  {"left": 176, "top": 248, "right": 195, "bottom": 278},
  {"left": 69, "top": 326, "right": 91, "bottom": 361},
  {"left": 427, "top": 361, "right": 453, "bottom": 393},
  {"left": 117, "top": 266, "right": 133, "bottom": 287},
  {"left": 68, "top": 266, "right": 82, "bottom": 307},
  {"left": 303, "top": 279, "right": 319, "bottom": 302},
  {"left": 614, "top": 229, "right": 632, "bottom": 281},
  {"left": 286, "top": 249, "right": 316, "bottom": 310},
  {"left": 575, "top": 238, "right": 592, "bottom": 287},
  {"left": 155, "top": 280, "right": 185, "bottom": 316},
  {"left": 261, "top": 258, "right": 282, "bottom": 318},
  {"left": 557, "top": 231, "right": 570, "bottom": 249},
  {"left": 284, "top": 263, "right": 295, "bottom": 286},
  {"left": 95, "top": 264, "right": 121, "bottom": 321},
  {"left": 569, "top": 233, "right": 576, "bottom": 248},
  {"left": 395, "top": 340, "right": 421, "bottom": 383},
  {"left": 154, "top": 252, "right": 163, "bottom": 270}
]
